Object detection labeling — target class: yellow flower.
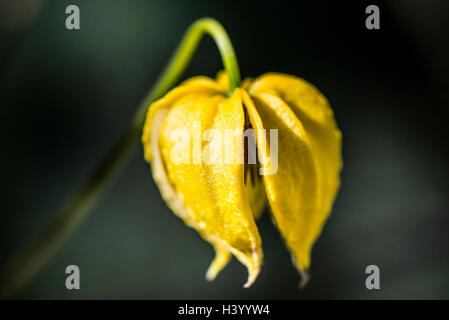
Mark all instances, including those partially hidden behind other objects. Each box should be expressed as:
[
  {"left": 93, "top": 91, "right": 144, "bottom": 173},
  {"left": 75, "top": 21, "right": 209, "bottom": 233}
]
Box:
[{"left": 142, "top": 71, "right": 342, "bottom": 287}]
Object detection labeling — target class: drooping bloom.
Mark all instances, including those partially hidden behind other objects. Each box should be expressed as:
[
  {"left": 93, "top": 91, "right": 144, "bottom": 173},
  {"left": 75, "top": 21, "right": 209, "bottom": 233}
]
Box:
[{"left": 142, "top": 72, "right": 342, "bottom": 287}]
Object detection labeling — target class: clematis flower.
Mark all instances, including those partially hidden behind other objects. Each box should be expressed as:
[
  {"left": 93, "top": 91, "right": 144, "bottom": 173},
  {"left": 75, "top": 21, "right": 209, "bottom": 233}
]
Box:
[{"left": 142, "top": 71, "right": 342, "bottom": 287}]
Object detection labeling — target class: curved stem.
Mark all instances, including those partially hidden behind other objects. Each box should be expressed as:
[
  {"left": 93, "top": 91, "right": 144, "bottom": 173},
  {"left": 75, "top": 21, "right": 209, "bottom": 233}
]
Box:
[
  {"left": 147, "top": 17, "right": 241, "bottom": 101},
  {"left": 0, "top": 17, "right": 241, "bottom": 299}
]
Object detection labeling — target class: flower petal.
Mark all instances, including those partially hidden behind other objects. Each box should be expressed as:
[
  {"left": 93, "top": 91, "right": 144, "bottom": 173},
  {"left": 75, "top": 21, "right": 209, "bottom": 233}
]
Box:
[
  {"left": 242, "top": 74, "right": 341, "bottom": 282},
  {"left": 157, "top": 90, "right": 263, "bottom": 287},
  {"left": 144, "top": 93, "right": 234, "bottom": 281},
  {"left": 249, "top": 74, "right": 342, "bottom": 267}
]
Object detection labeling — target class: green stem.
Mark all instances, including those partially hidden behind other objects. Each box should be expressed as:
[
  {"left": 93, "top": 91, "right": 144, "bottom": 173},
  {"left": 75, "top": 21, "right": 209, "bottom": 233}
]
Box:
[{"left": 0, "top": 17, "right": 240, "bottom": 299}]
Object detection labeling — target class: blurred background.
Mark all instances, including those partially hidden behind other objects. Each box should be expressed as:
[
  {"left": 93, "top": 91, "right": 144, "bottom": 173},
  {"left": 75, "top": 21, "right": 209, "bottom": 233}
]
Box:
[{"left": 1, "top": 0, "right": 448, "bottom": 299}]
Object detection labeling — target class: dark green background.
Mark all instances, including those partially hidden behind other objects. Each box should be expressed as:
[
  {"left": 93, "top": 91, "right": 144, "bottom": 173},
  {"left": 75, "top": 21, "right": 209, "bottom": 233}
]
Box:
[{"left": 1, "top": 0, "right": 448, "bottom": 299}]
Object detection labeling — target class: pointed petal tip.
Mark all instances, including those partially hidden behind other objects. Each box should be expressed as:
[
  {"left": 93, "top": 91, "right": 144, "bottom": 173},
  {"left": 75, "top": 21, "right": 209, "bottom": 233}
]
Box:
[
  {"left": 242, "top": 265, "right": 260, "bottom": 288},
  {"left": 205, "top": 267, "right": 218, "bottom": 282},
  {"left": 298, "top": 270, "right": 310, "bottom": 289},
  {"left": 243, "top": 278, "right": 254, "bottom": 289}
]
